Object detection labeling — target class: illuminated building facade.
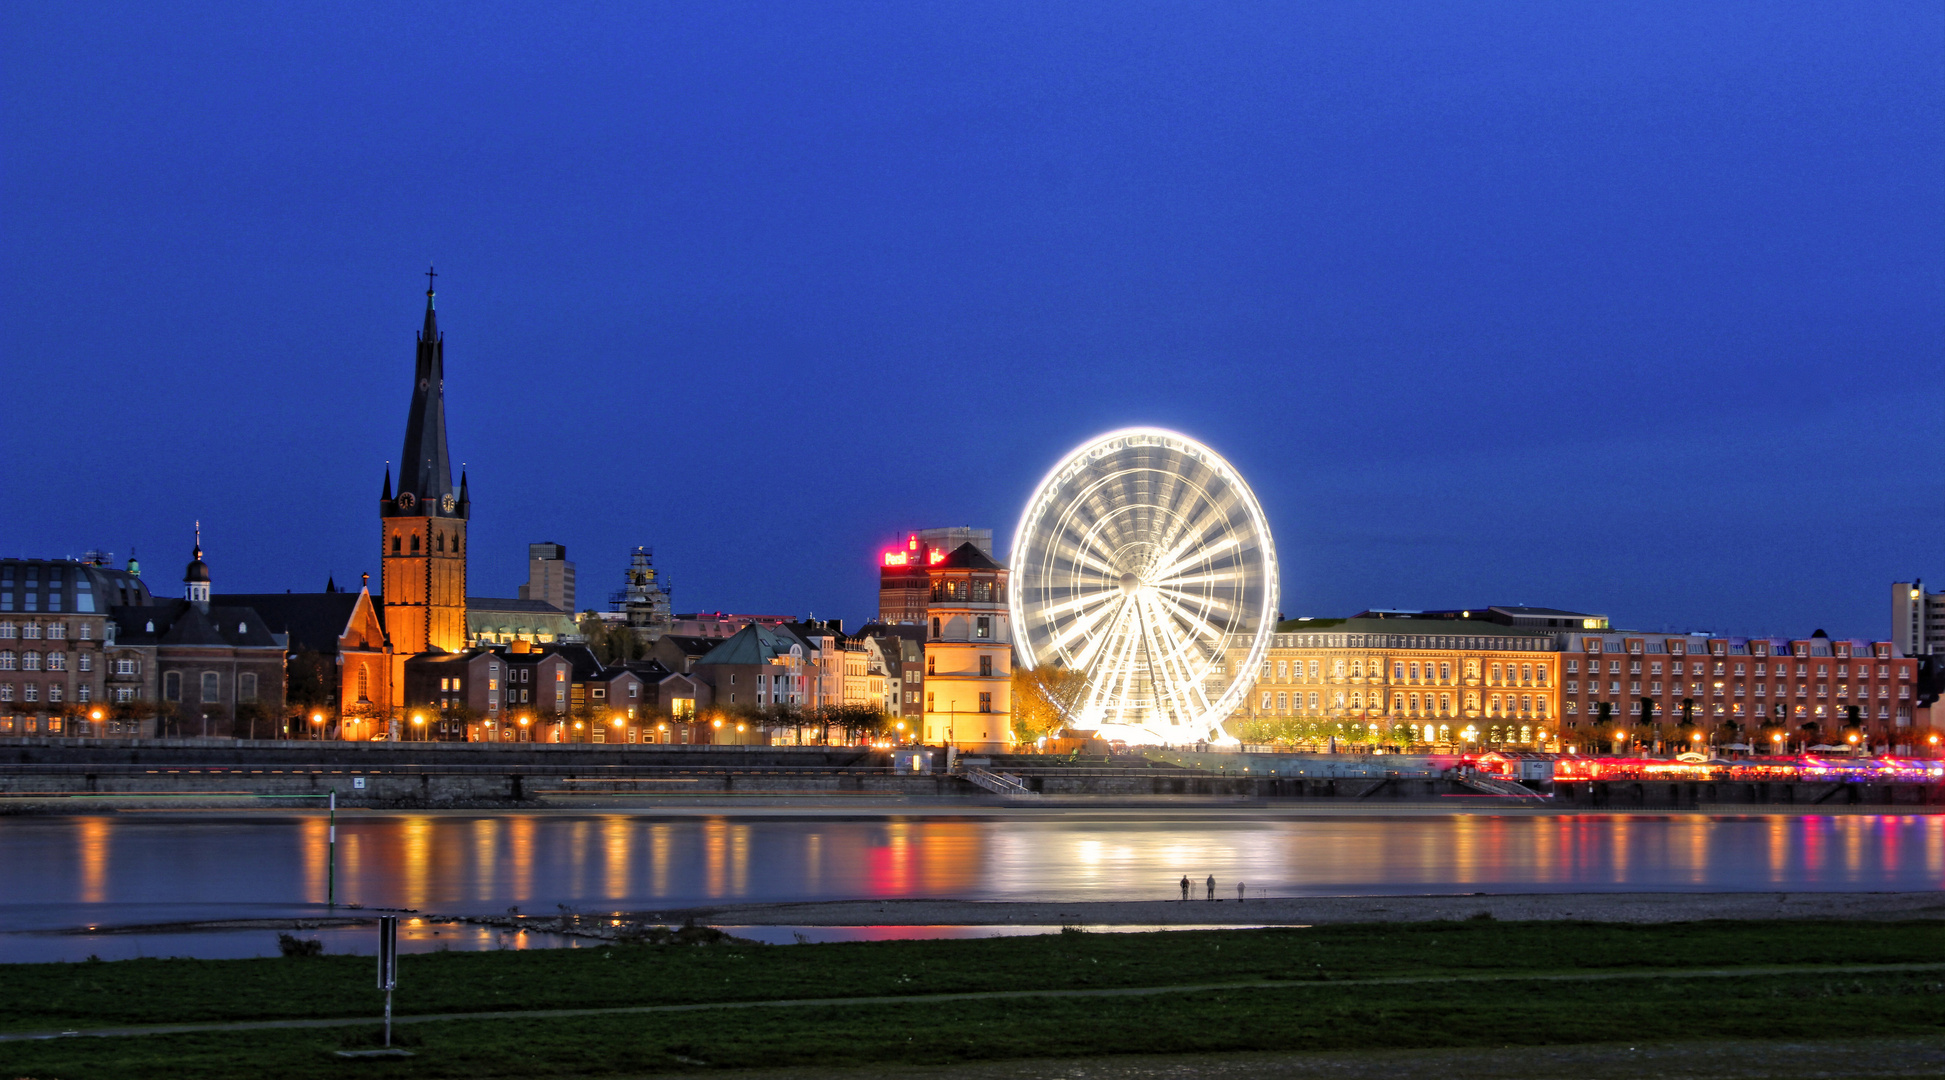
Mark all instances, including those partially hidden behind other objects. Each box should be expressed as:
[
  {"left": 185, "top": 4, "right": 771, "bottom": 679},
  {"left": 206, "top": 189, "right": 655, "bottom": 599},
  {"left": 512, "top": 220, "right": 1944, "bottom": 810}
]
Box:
[
  {"left": 1231, "top": 617, "right": 1560, "bottom": 748},
  {"left": 0, "top": 555, "right": 150, "bottom": 736},
  {"left": 921, "top": 542, "right": 1013, "bottom": 751},
  {"left": 878, "top": 527, "right": 994, "bottom": 624},
  {"left": 1558, "top": 630, "right": 1922, "bottom": 752},
  {"left": 380, "top": 275, "right": 471, "bottom": 681}
]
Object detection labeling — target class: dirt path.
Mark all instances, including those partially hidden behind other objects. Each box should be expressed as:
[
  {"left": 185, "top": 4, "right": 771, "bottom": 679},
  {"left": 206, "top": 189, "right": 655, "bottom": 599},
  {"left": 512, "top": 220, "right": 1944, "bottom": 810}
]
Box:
[
  {"left": 5, "top": 961, "right": 1940, "bottom": 1044},
  {"left": 632, "top": 1036, "right": 1945, "bottom": 1080}
]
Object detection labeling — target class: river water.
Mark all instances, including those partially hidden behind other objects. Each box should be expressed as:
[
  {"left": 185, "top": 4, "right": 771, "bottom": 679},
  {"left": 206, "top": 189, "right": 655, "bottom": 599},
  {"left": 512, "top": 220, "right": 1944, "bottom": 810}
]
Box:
[{"left": 1, "top": 809, "right": 1939, "bottom": 961}]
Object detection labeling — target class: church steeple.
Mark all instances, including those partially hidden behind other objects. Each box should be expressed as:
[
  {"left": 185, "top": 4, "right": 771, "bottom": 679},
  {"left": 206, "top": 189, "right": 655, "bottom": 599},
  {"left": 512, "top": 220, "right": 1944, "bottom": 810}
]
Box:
[
  {"left": 379, "top": 270, "right": 471, "bottom": 663},
  {"left": 385, "top": 266, "right": 463, "bottom": 520}
]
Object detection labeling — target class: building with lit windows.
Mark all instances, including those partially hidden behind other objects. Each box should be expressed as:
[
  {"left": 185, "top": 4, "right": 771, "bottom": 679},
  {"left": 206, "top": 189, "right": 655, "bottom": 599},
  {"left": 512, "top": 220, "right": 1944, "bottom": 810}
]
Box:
[
  {"left": 0, "top": 555, "right": 149, "bottom": 736},
  {"left": 878, "top": 528, "right": 994, "bottom": 624},
  {"left": 1230, "top": 616, "right": 1560, "bottom": 748},
  {"left": 921, "top": 542, "right": 1013, "bottom": 751},
  {"left": 1556, "top": 630, "right": 1921, "bottom": 753}
]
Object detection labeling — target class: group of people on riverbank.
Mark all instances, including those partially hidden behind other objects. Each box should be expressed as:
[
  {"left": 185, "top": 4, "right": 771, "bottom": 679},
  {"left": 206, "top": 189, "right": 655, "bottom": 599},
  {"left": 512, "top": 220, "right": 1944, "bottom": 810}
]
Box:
[{"left": 1180, "top": 874, "right": 1246, "bottom": 901}]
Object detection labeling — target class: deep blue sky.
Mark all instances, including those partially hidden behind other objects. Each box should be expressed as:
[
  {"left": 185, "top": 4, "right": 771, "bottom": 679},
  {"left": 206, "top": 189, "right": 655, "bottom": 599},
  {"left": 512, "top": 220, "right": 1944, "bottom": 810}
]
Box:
[{"left": 4, "top": 2, "right": 1940, "bottom": 639}]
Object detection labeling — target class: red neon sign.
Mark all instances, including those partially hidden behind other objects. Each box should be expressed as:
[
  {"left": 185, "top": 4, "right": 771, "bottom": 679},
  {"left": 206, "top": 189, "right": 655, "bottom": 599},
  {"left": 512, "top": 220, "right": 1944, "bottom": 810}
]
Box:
[
  {"left": 883, "top": 551, "right": 909, "bottom": 567},
  {"left": 927, "top": 549, "right": 946, "bottom": 565}
]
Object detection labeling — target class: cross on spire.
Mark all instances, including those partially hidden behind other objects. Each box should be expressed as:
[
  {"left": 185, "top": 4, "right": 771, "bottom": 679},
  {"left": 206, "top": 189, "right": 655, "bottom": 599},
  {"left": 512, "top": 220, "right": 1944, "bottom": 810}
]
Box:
[{"left": 425, "top": 264, "right": 437, "bottom": 295}]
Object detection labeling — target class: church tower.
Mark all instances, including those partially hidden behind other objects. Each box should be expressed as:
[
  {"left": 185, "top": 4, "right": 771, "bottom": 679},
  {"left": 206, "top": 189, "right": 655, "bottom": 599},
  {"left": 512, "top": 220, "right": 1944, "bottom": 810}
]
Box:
[{"left": 380, "top": 269, "right": 470, "bottom": 660}]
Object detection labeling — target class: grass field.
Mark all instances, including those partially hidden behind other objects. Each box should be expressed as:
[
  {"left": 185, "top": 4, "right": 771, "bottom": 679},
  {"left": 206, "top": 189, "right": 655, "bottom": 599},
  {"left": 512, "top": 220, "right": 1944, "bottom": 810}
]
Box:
[{"left": 0, "top": 919, "right": 1939, "bottom": 1078}]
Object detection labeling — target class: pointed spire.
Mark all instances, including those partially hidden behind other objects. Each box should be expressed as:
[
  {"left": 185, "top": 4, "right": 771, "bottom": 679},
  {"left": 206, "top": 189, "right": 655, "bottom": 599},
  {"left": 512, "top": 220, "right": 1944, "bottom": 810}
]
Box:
[
  {"left": 422, "top": 264, "right": 438, "bottom": 340},
  {"left": 458, "top": 468, "right": 470, "bottom": 506},
  {"left": 381, "top": 464, "right": 393, "bottom": 501},
  {"left": 393, "top": 274, "right": 460, "bottom": 519}
]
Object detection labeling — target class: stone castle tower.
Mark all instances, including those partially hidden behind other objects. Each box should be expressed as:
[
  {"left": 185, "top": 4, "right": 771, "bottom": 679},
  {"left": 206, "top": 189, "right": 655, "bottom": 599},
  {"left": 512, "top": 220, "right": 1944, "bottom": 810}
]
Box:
[{"left": 381, "top": 269, "right": 470, "bottom": 664}]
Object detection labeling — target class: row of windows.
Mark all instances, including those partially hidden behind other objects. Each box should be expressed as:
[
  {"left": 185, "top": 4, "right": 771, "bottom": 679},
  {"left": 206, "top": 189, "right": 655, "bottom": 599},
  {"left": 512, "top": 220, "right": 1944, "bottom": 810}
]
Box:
[
  {"left": 390, "top": 531, "right": 463, "bottom": 555},
  {"left": 1584, "top": 640, "right": 1893, "bottom": 661},
  {"left": 0, "top": 683, "right": 90, "bottom": 703},
  {"left": 930, "top": 580, "right": 1005, "bottom": 603},
  {"left": 1567, "top": 658, "right": 1900, "bottom": 680},
  {"left": 924, "top": 691, "right": 994, "bottom": 713},
  {"left": 1567, "top": 679, "right": 1906, "bottom": 700},
  {"left": 1256, "top": 689, "right": 1552, "bottom": 718},
  {"left": 1262, "top": 657, "right": 1554, "bottom": 687},
  {"left": 0, "top": 622, "right": 89, "bottom": 640},
  {"left": 929, "top": 616, "right": 995, "bottom": 640},
  {"left": 0, "top": 651, "right": 88, "bottom": 671},
  {"left": 1565, "top": 700, "right": 1903, "bottom": 720},
  {"left": 160, "top": 671, "right": 259, "bottom": 703}
]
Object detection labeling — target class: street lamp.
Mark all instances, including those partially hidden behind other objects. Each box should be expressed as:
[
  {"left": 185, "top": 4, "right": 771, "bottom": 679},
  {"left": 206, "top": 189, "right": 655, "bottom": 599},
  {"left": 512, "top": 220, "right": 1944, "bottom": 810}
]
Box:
[
  {"left": 411, "top": 714, "right": 424, "bottom": 742},
  {"left": 311, "top": 712, "right": 324, "bottom": 741},
  {"left": 518, "top": 715, "right": 530, "bottom": 743}
]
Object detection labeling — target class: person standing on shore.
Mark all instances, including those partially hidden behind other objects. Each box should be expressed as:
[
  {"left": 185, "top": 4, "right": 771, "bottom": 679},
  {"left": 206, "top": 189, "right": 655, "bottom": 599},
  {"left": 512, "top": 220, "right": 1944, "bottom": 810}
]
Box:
[
  {"left": 1205, "top": 874, "right": 1215, "bottom": 900},
  {"left": 1237, "top": 881, "right": 1245, "bottom": 902},
  {"left": 1180, "top": 875, "right": 1190, "bottom": 901}
]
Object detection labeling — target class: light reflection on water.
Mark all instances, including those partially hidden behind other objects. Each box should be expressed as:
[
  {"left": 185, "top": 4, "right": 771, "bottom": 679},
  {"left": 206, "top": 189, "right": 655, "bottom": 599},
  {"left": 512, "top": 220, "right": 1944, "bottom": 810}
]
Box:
[{"left": 0, "top": 812, "right": 1938, "bottom": 943}]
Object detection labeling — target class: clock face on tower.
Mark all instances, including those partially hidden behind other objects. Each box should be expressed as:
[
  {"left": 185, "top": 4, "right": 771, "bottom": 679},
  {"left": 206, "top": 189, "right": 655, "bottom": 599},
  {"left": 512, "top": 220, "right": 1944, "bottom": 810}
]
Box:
[
  {"left": 441, "top": 493, "right": 456, "bottom": 512},
  {"left": 397, "top": 492, "right": 416, "bottom": 510}
]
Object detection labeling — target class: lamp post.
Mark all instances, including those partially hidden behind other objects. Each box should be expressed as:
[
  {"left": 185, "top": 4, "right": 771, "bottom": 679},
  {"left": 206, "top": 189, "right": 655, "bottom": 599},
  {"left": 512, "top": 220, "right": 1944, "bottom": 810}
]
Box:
[
  {"left": 411, "top": 714, "right": 424, "bottom": 742},
  {"left": 310, "top": 712, "right": 324, "bottom": 741}
]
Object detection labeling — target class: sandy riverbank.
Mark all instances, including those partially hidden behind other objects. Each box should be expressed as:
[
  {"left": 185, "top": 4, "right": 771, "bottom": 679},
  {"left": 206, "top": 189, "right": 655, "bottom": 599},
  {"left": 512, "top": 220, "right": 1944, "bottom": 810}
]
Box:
[{"left": 645, "top": 891, "right": 1945, "bottom": 927}]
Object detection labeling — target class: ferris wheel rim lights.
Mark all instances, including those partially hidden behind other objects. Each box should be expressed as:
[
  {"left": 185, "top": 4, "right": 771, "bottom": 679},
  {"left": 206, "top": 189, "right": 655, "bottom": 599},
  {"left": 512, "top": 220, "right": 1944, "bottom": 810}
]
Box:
[{"left": 1009, "top": 426, "right": 1280, "bottom": 746}]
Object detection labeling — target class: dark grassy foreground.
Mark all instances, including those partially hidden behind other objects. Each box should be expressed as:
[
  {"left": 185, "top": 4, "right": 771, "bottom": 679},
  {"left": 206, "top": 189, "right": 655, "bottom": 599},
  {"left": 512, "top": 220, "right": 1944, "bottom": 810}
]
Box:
[{"left": 0, "top": 920, "right": 1940, "bottom": 1078}]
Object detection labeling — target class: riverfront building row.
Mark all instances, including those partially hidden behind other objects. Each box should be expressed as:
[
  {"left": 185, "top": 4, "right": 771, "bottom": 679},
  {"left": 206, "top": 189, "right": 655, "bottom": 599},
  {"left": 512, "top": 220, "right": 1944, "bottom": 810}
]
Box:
[{"left": 1229, "top": 608, "right": 1932, "bottom": 756}]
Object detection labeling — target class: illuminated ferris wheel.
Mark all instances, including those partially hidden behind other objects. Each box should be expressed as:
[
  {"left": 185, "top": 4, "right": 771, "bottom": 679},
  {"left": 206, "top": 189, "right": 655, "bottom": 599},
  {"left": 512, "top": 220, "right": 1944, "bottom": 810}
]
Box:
[{"left": 1009, "top": 428, "right": 1279, "bottom": 746}]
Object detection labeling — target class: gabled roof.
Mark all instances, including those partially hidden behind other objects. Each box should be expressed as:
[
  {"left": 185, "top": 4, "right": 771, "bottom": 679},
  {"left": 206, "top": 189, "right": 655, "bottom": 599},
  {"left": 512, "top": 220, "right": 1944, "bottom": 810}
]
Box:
[
  {"left": 695, "top": 622, "right": 800, "bottom": 666},
  {"left": 655, "top": 635, "right": 716, "bottom": 657},
  {"left": 622, "top": 658, "right": 674, "bottom": 680},
  {"left": 934, "top": 542, "right": 1002, "bottom": 570},
  {"left": 216, "top": 592, "right": 377, "bottom": 654},
  {"left": 109, "top": 601, "right": 283, "bottom": 649}
]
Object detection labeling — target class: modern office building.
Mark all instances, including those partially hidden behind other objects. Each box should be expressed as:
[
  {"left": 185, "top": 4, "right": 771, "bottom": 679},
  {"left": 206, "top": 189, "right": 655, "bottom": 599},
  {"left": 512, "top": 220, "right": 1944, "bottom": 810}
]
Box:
[
  {"left": 1892, "top": 581, "right": 1945, "bottom": 657},
  {"left": 519, "top": 542, "right": 575, "bottom": 614}
]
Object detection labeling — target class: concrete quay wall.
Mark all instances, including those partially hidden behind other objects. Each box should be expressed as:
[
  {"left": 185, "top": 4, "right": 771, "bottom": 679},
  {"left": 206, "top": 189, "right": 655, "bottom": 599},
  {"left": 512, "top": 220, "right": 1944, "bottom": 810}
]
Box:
[{"left": 0, "top": 766, "right": 979, "bottom": 809}]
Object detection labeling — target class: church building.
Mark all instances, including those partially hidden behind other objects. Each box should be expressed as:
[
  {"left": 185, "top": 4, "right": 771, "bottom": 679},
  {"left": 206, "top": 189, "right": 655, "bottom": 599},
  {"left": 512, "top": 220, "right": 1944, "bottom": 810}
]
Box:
[{"left": 379, "top": 270, "right": 471, "bottom": 695}]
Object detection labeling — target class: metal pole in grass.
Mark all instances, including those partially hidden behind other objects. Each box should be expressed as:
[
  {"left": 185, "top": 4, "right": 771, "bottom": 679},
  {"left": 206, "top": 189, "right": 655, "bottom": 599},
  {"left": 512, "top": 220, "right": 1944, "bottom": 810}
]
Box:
[
  {"left": 328, "top": 789, "right": 337, "bottom": 908},
  {"left": 377, "top": 915, "right": 398, "bottom": 1046}
]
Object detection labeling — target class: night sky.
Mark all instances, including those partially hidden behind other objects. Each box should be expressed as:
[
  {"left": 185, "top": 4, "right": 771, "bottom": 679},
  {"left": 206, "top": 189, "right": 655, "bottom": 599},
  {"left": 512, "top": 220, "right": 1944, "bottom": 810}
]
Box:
[{"left": 4, "top": 3, "right": 1940, "bottom": 639}]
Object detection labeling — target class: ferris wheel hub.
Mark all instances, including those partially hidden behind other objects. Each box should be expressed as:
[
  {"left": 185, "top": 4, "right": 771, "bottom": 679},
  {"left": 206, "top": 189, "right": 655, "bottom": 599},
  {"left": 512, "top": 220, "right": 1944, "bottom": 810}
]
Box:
[{"left": 1118, "top": 572, "right": 1140, "bottom": 595}]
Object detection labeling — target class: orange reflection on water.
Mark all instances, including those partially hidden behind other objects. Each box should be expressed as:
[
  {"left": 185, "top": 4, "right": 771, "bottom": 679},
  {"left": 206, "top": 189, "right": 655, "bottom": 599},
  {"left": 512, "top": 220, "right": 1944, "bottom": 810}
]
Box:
[
  {"left": 302, "top": 814, "right": 327, "bottom": 903},
  {"left": 650, "top": 823, "right": 671, "bottom": 897},
  {"left": 729, "top": 822, "right": 749, "bottom": 896},
  {"left": 76, "top": 816, "right": 109, "bottom": 905},
  {"left": 471, "top": 817, "right": 499, "bottom": 903},
  {"left": 399, "top": 815, "right": 434, "bottom": 910},
  {"left": 508, "top": 814, "right": 534, "bottom": 903},
  {"left": 703, "top": 817, "right": 728, "bottom": 897},
  {"left": 913, "top": 822, "right": 980, "bottom": 896},
  {"left": 603, "top": 816, "right": 632, "bottom": 900}
]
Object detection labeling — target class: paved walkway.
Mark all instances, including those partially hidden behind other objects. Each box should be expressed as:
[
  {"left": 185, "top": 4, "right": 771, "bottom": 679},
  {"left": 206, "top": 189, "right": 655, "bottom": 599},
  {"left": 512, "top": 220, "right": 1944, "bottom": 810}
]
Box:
[
  {"left": 638, "top": 1037, "right": 1945, "bottom": 1080},
  {"left": 4, "top": 961, "right": 1940, "bottom": 1044}
]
